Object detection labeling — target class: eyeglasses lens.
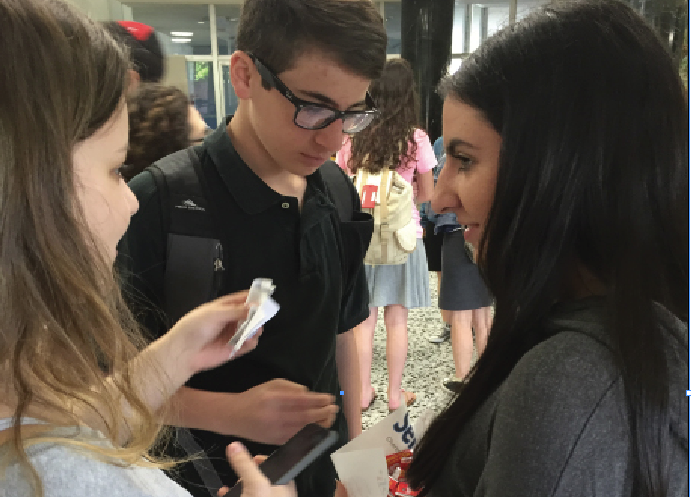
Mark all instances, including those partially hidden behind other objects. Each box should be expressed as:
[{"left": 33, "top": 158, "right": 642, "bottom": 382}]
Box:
[
  {"left": 295, "top": 106, "right": 336, "bottom": 130},
  {"left": 343, "top": 113, "right": 375, "bottom": 134},
  {"left": 295, "top": 107, "right": 376, "bottom": 133}
]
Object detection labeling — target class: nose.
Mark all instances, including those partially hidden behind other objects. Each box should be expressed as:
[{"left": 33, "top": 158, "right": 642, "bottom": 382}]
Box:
[
  {"left": 314, "top": 118, "right": 346, "bottom": 154},
  {"left": 125, "top": 183, "right": 139, "bottom": 217},
  {"left": 431, "top": 165, "right": 458, "bottom": 214}
]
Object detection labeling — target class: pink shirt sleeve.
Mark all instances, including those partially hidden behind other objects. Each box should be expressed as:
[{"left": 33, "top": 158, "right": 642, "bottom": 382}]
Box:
[
  {"left": 413, "top": 129, "right": 436, "bottom": 175},
  {"left": 400, "top": 129, "right": 437, "bottom": 238},
  {"left": 335, "top": 137, "right": 353, "bottom": 174}
]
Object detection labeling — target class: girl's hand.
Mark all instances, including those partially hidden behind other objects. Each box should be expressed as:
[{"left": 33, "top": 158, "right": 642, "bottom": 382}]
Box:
[
  {"left": 167, "top": 291, "right": 263, "bottom": 376},
  {"left": 218, "top": 443, "right": 297, "bottom": 497}
]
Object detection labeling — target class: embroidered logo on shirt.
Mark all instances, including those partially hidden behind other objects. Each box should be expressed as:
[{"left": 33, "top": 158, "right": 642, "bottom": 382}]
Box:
[{"left": 175, "top": 199, "right": 205, "bottom": 211}]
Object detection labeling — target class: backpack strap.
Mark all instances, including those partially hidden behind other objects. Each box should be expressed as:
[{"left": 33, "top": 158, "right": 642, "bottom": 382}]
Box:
[
  {"left": 148, "top": 147, "right": 207, "bottom": 234},
  {"left": 353, "top": 168, "right": 364, "bottom": 202},
  {"left": 379, "top": 169, "right": 391, "bottom": 262},
  {"left": 147, "top": 163, "right": 170, "bottom": 238},
  {"left": 146, "top": 147, "right": 227, "bottom": 494},
  {"left": 320, "top": 160, "right": 354, "bottom": 222},
  {"left": 147, "top": 147, "right": 224, "bottom": 326}
]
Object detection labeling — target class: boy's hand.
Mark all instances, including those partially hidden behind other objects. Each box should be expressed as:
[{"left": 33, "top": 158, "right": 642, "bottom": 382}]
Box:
[{"left": 219, "top": 379, "right": 339, "bottom": 445}]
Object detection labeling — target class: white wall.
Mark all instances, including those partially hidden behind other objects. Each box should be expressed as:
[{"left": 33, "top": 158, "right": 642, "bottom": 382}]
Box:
[
  {"left": 162, "top": 55, "right": 191, "bottom": 94},
  {"left": 66, "top": 0, "right": 133, "bottom": 21}
]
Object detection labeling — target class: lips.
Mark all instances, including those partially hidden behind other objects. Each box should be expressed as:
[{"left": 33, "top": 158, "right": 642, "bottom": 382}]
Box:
[
  {"left": 300, "top": 153, "right": 331, "bottom": 169},
  {"left": 302, "top": 153, "right": 328, "bottom": 162}
]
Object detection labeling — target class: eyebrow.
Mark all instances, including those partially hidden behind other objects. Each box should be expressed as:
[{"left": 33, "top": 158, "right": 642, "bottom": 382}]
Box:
[
  {"left": 446, "top": 138, "right": 478, "bottom": 153},
  {"left": 298, "top": 90, "right": 368, "bottom": 110}
]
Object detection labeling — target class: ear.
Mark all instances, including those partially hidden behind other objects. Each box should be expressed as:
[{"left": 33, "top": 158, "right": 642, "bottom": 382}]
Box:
[
  {"left": 128, "top": 69, "right": 141, "bottom": 91},
  {"left": 230, "top": 51, "right": 255, "bottom": 100}
]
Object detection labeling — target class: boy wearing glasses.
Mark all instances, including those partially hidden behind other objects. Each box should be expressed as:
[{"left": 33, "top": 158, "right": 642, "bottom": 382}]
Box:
[{"left": 120, "top": 1, "right": 387, "bottom": 496}]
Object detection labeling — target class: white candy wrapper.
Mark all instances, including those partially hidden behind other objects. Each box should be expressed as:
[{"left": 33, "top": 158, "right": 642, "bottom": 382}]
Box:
[{"left": 227, "top": 278, "right": 279, "bottom": 358}]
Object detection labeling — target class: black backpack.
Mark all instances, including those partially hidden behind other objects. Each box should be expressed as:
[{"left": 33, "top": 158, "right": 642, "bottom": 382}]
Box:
[{"left": 147, "top": 147, "right": 356, "bottom": 325}]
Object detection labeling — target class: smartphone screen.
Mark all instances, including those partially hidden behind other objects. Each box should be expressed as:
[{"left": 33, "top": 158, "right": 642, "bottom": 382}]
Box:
[{"left": 225, "top": 424, "right": 339, "bottom": 496}]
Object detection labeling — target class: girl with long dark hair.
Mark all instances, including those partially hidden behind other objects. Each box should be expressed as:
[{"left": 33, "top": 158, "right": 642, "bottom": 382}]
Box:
[
  {"left": 337, "top": 58, "right": 436, "bottom": 412},
  {"left": 405, "top": 0, "right": 688, "bottom": 495}
]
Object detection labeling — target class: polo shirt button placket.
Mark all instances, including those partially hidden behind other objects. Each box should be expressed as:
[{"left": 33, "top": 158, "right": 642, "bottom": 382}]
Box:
[{"left": 282, "top": 202, "right": 290, "bottom": 209}]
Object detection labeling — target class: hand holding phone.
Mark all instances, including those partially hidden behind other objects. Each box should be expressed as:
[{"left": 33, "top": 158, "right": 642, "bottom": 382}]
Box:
[
  {"left": 223, "top": 444, "right": 295, "bottom": 497},
  {"left": 224, "top": 424, "right": 339, "bottom": 497}
]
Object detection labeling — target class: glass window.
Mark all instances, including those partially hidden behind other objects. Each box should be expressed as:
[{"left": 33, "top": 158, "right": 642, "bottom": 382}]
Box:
[
  {"left": 449, "top": 57, "right": 463, "bottom": 75},
  {"left": 384, "top": 2, "right": 402, "bottom": 55},
  {"left": 630, "top": 0, "right": 687, "bottom": 88},
  {"left": 452, "top": 2, "right": 468, "bottom": 54},
  {"left": 215, "top": 4, "right": 243, "bottom": 56},
  {"left": 516, "top": 0, "right": 549, "bottom": 22},
  {"left": 452, "top": 1, "right": 549, "bottom": 56},
  {"left": 187, "top": 61, "right": 217, "bottom": 129},
  {"left": 468, "top": 4, "right": 483, "bottom": 53},
  {"left": 130, "top": 4, "right": 212, "bottom": 56},
  {"left": 487, "top": 6, "right": 510, "bottom": 38}
]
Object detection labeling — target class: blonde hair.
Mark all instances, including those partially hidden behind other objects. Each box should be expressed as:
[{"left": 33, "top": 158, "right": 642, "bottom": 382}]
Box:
[{"left": 0, "top": 0, "right": 174, "bottom": 494}]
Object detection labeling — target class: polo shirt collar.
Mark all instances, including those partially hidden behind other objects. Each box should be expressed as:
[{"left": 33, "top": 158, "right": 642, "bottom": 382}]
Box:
[
  {"left": 204, "top": 116, "right": 281, "bottom": 215},
  {"left": 203, "top": 116, "right": 331, "bottom": 215}
]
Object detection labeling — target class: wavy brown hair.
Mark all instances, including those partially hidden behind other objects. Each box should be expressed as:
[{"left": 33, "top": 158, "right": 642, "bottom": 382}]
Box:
[
  {"left": 0, "top": 0, "right": 173, "bottom": 495},
  {"left": 347, "top": 58, "right": 421, "bottom": 174},
  {"left": 124, "top": 83, "right": 191, "bottom": 181}
]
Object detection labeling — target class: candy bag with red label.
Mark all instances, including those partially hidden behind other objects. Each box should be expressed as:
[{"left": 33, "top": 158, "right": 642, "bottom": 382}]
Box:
[{"left": 386, "top": 449, "right": 419, "bottom": 497}]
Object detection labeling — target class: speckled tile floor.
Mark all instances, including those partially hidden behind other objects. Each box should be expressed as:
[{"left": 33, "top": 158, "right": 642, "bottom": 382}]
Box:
[{"left": 361, "top": 272, "right": 468, "bottom": 430}]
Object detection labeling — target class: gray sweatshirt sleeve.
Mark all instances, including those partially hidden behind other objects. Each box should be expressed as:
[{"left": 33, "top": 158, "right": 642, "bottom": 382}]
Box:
[
  {"left": 0, "top": 442, "right": 192, "bottom": 497},
  {"left": 474, "top": 331, "right": 633, "bottom": 497}
]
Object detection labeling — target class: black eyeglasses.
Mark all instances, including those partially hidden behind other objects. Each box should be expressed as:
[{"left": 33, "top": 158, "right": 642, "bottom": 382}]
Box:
[{"left": 247, "top": 52, "right": 379, "bottom": 134}]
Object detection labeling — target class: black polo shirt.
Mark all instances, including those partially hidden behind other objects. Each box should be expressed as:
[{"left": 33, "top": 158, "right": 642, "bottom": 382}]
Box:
[{"left": 120, "top": 119, "right": 371, "bottom": 497}]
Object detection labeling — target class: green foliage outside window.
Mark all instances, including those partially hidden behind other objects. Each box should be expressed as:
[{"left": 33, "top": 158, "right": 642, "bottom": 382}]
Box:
[{"left": 195, "top": 62, "right": 210, "bottom": 82}]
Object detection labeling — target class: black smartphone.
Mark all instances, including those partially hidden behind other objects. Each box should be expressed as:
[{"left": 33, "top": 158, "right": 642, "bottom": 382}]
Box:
[{"left": 225, "top": 424, "right": 339, "bottom": 497}]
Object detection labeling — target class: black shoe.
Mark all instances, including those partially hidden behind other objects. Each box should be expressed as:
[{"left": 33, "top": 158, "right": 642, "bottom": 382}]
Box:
[
  {"left": 443, "top": 377, "right": 467, "bottom": 394},
  {"left": 429, "top": 324, "right": 451, "bottom": 344}
]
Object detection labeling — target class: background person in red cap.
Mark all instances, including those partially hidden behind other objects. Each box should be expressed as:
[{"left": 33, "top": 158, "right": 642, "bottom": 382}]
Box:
[
  {"left": 104, "top": 21, "right": 164, "bottom": 85},
  {"left": 104, "top": 22, "right": 211, "bottom": 176}
]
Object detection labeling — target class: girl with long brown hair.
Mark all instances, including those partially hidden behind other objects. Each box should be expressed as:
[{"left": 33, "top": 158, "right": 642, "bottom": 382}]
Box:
[
  {"left": 337, "top": 58, "right": 436, "bottom": 412},
  {"left": 0, "top": 1, "right": 281, "bottom": 496}
]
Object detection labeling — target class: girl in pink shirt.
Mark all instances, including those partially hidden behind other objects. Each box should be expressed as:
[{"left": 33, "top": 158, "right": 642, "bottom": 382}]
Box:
[{"left": 336, "top": 59, "right": 436, "bottom": 412}]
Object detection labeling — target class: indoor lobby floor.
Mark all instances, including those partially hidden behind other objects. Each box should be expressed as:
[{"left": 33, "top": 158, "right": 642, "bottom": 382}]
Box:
[{"left": 361, "top": 272, "right": 471, "bottom": 431}]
